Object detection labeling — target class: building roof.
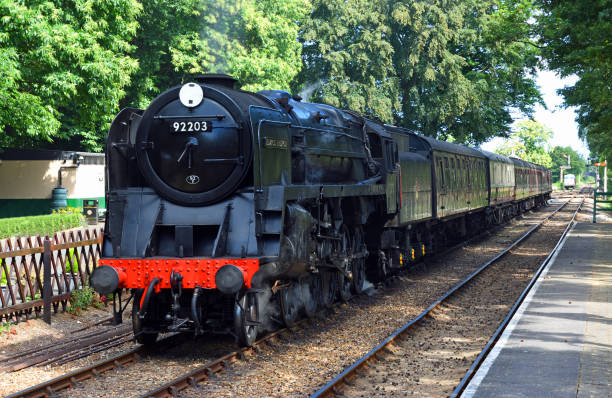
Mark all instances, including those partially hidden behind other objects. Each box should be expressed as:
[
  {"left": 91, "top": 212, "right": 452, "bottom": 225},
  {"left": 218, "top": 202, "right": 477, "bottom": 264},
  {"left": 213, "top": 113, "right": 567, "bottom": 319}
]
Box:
[{"left": 0, "top": 148, "right": 104, "bottom": 164}]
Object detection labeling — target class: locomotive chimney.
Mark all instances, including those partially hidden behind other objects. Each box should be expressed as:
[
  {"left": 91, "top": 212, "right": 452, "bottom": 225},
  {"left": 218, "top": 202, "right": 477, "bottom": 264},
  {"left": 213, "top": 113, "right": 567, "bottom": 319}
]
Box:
[{"left": 195, "top": 74, "right": 238, "bottom": 89}]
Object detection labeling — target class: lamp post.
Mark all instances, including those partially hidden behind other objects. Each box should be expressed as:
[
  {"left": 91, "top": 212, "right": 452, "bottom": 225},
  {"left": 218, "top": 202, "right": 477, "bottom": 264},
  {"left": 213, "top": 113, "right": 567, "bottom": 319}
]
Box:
[{"left": 604, "top": 159, "right": 608, "bottom": 193}]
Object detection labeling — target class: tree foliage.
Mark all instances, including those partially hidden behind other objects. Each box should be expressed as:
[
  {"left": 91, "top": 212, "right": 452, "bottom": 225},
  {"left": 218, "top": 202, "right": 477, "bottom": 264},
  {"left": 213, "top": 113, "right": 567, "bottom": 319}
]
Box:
[
  {"left": 2, "top": 0, "right": 306, "bottom": 150},
  {"left": 494, "top": 120, "right": 553, "bottom": 167},
  {"left": 6, "top": 0, "right": 604, "bottom": 155},
  {"left": 549, "top": 146, "right": 586, "bottom": 182},
  {"left": 0, "top": 0, "right": 141, "bottom": 151},
  {"left": 121, "top": 0, "right": 212, "bottom": 108},
  {"left": 123, "top": 0, "right": 307, "bottom": 108},
  {"left": 297, "top": 0, "right": 399, "bottom": 123},
  {"left": 206, "top": 0, "right": 308, "bottom": 92},
  {"left": 296, "top": 0, "right": 542, "bottom": 143},
  {"left": 536, "top": 0, "right": 612, "bottom": 160}
]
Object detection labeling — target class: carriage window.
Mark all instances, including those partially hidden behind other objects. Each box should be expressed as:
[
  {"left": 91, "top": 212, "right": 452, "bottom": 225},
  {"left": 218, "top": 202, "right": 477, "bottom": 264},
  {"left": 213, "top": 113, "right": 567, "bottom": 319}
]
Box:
[
  {"left": 439, "top": 159, "right": 445, "bottom": 188},
  {"left": 445, "top": 158, "right": 450, "bottom": 188}
]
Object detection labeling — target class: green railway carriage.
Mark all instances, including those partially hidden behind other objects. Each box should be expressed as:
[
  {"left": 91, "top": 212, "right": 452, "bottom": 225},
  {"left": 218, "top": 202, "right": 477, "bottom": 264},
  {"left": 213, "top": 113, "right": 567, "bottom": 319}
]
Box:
[
  {"left": 511, "top": 158, "right": 535, "bottom": 200},
  {"left": 421, "top": 137, "right": 488, "bottom": 219},
  {"left": 482, "top": 151, "right": 515, "bottom": 206},
  {"left": 384, "top": 126, "right": 433, "bottom": 226}
]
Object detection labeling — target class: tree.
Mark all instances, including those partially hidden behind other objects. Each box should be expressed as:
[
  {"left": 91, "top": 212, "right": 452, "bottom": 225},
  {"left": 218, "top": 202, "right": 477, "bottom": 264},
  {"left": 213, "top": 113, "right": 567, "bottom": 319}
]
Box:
[
  {"left": 123, "top": 0, "right": 308, "bottom": 109},
  {"left": 0, "top": 0, "right": 141, "bottom": 151},
  {"left": 549, "top": 146, "right": 586, "bottom": 183},
  {"left": 295, "top": 0, "right": 542, "bottom": 144},
  {"left": 536, "top": 0, "right": 612, "bottom": 161},
  {"left": 495, "top": 120, "right": 553, "bottom": 167},
  {"left": 219, "top": 0, "right": 308, "bottom": 92},
  {"left": 121, "top": 0, "right": 212, "bottom": 109},
  {"left": 297, "top": 0, "right": 399, "bottom": 123}
]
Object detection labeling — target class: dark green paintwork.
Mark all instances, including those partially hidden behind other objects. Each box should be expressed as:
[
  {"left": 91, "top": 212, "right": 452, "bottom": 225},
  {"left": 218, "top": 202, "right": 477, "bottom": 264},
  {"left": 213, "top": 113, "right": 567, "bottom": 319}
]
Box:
[
  {"left": 249, "top": 106, "right": 293, "bottom": 188},
  {"left": 433, "top": 151, "right": 488, "bottom": 218},
  {"left": 0, "top": 197, "right": 105, "bottom": 218}
]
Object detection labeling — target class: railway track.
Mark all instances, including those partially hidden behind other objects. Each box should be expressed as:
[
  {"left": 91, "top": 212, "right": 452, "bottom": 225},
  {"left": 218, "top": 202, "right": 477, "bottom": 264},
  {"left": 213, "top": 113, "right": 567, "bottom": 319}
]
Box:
[
  {"left": 7, "top": 198, "right": 576, "bottom": 398},
  {"left": 5, "top": 333, "right": 188, "bottom": 398},
  {"left": 7, "top": 313, "right": 324, "bottom": 398},
  {"left": 311, "top": 196, "right": 584, "bottom": 397},
  {"left": 0, "top": 324, "right": 133, "bottom": 372},
  {"left": 135, "top": 199, "right": 581, "bottom": 397}
]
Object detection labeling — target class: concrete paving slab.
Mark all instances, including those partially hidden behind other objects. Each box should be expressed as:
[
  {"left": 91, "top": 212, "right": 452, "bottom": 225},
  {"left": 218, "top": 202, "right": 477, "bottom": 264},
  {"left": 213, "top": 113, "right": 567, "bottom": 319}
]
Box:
[{"left": 462, "top": 222, "right": 612, "bottom": 398}]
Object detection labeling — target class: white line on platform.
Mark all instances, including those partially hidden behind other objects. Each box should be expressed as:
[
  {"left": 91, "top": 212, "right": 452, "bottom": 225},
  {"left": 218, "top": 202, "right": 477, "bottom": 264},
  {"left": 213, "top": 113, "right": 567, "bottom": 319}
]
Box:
[{"left": 460, "top": 222, "right": 577, "bottom": 397}]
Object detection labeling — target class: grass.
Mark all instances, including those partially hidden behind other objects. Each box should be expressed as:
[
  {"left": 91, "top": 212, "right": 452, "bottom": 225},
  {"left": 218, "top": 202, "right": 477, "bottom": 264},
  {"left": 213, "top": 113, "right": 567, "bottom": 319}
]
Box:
[
  {"left": 0, "top": 209, "right": 84, "bottom": 240},
  {"left": 595, "top": 199, "right": 612, "bottom": 210}
]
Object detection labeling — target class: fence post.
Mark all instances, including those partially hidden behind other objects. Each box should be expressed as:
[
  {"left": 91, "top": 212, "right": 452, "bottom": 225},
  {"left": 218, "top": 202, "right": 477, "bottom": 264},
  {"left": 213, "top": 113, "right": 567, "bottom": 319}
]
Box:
[
  {"left": 593, "top": 191, "right": 597, "bottom": 223},
  {"left": 43, "top": 236, "right": 51, "bottom": 324}
]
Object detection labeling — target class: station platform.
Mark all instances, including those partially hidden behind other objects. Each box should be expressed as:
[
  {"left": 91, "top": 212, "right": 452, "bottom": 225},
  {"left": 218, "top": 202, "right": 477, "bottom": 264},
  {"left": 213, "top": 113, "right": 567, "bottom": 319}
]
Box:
[{"left": 462, "top": 222, "right": 612, "bottom": 398}]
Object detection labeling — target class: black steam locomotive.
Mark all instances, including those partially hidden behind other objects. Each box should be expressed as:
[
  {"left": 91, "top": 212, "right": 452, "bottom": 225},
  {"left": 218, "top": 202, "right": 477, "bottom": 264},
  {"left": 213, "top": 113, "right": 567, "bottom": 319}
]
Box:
[{"left": 90, "top": 74, "right": 551, "bottom": 346}]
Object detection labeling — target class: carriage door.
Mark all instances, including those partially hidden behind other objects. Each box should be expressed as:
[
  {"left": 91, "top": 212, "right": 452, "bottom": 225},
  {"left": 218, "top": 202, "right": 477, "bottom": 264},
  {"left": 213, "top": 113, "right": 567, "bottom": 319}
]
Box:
[{"left": 384, "top": 139, "right": 399, "bottom": 214}]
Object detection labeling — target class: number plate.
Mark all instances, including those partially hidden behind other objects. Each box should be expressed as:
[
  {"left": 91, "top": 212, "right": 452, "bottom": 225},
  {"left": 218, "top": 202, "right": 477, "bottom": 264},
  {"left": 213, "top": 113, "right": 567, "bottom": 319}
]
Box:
[{"left": 169, "top": 119, "right": 213, "bottom": 133}]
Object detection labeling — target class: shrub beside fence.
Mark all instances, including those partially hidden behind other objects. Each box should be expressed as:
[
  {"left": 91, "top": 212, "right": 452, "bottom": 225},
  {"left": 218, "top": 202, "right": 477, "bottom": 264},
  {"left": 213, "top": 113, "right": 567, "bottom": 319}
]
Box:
[
  {"left": 0, "top": 228, "right": 103, "bottom": 322},
  {"left": 0, "top": 211, "right": 84, "bottom": 240}
]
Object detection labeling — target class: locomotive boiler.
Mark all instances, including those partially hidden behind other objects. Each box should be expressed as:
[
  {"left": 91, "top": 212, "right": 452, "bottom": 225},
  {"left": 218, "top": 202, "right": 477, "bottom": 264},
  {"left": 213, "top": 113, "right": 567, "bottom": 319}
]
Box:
[{"left": 90, "top": 74, "right": 552, "bottom": 346}]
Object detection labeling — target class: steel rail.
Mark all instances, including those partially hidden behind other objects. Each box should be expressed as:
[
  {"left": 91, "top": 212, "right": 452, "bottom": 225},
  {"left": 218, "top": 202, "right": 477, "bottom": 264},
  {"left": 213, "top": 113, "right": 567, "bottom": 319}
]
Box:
[
  {"left": 6, "top": 198, "right": 569, "bottom": 398},
  {"left": 310, "top": 198, "right": 577, "bottom": 398},
  {"left": 450, "top": 196, "right": 584, "bottom": 397},
  {"left": 6, "top": 333, "right": 185, "bottom": 398},
  {"left": 136, "top": 204, "right": 540, "bottom": 398},
  {"left": 2, "top": 325, "right": 133, "bottom": 372},
  {"left": 139, "top": 318, "right": 311, "bottom": 398}
]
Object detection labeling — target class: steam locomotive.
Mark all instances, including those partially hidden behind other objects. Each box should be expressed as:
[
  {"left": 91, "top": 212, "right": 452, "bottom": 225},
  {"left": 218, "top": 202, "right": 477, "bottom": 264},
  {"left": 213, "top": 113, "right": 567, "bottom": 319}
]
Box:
[{"left": 90, "top": 74, "right": 552, "bottom": 346}]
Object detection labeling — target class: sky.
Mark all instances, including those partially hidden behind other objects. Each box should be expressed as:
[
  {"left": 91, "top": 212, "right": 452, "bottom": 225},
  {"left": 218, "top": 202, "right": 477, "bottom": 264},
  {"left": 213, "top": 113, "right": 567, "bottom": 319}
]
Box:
[{"left": 480, "top": 70, "right": 590, "bottom": 158}]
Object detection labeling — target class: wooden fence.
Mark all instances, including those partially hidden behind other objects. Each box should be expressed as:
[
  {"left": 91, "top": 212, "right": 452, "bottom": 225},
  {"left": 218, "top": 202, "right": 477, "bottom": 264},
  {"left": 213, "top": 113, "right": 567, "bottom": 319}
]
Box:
[{"left": 0, "top": 228, "right": 103, "bottom": 322}]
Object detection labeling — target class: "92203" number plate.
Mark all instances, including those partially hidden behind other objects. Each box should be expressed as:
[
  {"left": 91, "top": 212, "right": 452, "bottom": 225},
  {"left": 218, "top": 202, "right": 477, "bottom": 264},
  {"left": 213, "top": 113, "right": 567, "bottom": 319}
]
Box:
[{"left": 170, "top": 120, "right": 213, "bottom": 133}]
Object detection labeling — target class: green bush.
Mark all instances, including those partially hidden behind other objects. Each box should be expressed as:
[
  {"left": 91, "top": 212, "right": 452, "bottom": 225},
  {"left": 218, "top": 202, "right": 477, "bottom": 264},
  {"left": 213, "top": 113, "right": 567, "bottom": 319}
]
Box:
[
  {"left": 0, "top": 211, "right": 84, "bottom": 240},
  {"left": 68, "top": 286, "right": 103, "bottom": 315},
  {"left": 0, "top": 321, "right": 11, "bottom": 335}
]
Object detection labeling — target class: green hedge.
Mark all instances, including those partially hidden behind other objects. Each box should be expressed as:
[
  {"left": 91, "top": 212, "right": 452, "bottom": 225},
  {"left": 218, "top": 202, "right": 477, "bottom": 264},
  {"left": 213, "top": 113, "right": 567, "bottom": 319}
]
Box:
[{"left": 0, "top": 212, "right": 84, "bottom": 240}]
